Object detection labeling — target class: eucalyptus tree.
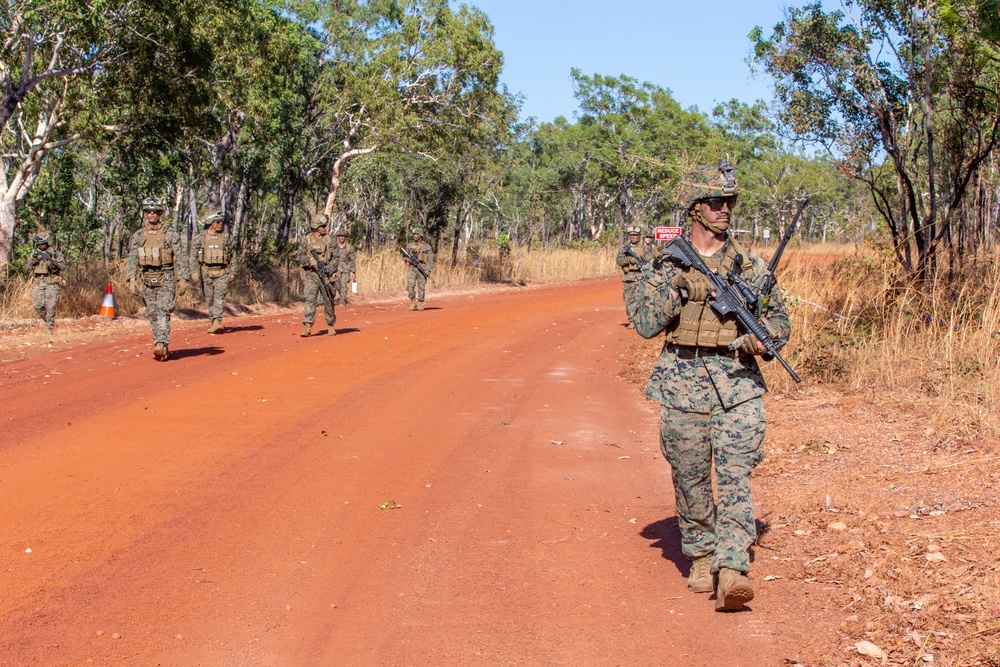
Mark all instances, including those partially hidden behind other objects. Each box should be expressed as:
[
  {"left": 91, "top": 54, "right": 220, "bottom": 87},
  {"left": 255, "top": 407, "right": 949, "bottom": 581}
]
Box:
[{"left": 751, "top": 0, "right": 1000, "bottom": 279}]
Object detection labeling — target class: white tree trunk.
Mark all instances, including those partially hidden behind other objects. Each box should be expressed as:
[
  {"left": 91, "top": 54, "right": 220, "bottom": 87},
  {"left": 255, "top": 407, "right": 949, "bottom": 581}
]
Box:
[{"left": 0, "top": 195, "right": 17, "bottom": 270}]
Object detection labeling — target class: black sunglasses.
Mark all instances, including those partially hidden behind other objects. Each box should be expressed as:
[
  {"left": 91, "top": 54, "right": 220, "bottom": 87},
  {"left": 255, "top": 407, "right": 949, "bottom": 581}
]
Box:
[{"left": 705, "top": 196, "right": 737, "bottom": 211}]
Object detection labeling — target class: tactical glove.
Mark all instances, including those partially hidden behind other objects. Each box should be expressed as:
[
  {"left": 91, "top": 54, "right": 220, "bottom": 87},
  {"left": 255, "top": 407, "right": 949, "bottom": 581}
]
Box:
[
  {"left": 176, "top": 279, "right": 190, "bottom": 296},
  {"left": 127, "top": 279, "right": 140, "bottom": 295},
  {"left": 673, "top": 273, "right": 713, "bottom": 302},
  {"left": 734, "top": 333, "right": 766, "bottom": 356}
]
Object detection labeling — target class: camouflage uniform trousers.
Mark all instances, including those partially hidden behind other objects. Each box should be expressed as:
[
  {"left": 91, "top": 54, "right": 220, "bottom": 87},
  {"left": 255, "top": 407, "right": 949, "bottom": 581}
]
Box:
[
  {"left": 621, "top": 276, "right": 640, "bottom": 311},
  {"left": 302, "top": 271, "right": 335, "bottom": 325},
  {"left": 406, "top": 267, "right": 427, "bottom": 301},
  {"left": 659, "top": 396, "right": 765, "bottom": 574},
  {"left": 333, "top": 273, "right": 351, "bottom": 306},
  {"left": 141, "top": 273, "right": 177, "bottom": 345},
  {"left": 32, "top": 280, "right": 61, "bottom": 329},
  {"left": 202, "top": 272, "right": 230, "bottom": 321}
]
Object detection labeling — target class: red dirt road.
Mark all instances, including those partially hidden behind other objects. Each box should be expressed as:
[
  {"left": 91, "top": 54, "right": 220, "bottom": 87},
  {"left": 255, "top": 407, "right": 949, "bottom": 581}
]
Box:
[{"left": 1, "top": 279, "right": 817, "bottom": 666}]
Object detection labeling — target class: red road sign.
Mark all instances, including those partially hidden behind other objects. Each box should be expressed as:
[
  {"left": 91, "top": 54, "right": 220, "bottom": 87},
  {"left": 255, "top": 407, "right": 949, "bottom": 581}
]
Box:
[{"left": 654, "top": 226, "right": 682, "bottom": 241}]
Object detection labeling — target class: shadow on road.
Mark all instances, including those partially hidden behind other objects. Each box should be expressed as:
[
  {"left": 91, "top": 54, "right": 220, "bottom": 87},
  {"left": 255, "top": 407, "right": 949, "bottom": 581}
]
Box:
[
  {"left": 640, "top": 517, "right": 687, "bottom": 575},
  {"left": 221, "top": 325, "right": 264, "bottom": 333},
  {"left": 171, "top": 346, "right": 225, "bottom": 360}
]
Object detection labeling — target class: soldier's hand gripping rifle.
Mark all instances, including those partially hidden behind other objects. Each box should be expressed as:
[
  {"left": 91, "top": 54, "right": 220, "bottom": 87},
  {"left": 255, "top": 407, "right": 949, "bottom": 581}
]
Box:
[
  {"left": 624, "top": 246, "right": 647, "bottom": 268},
  {"left": 400, "top": 247, "right": 430, "bottom": 278},
  {"left": 310, "top": 249, "right": 337, "bottom": 305},
  {"left": 662, "top": 236, "right": 801, "bottom": 383},
  {"left": 762, "top": 196, "right": 809, "bottom": 296}
]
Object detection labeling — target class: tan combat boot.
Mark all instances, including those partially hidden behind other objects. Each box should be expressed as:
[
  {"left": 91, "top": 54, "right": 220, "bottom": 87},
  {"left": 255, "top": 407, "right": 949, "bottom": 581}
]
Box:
[
  {"left": 416, "top": 301, "right": 424, "bottom": 311},
  {"left": 328, "top": 325, "right": 337, "bottom": 336},
  {"left": 300, "top": 324, "right": 311, "bottom": 337},
  {"left": 153, "top": 342, "right": 169, "bottom": 361},
  {"left": 206, "top": 319, "right": 215, "bottom": 333},
  {"left": 687, "top": 555, "right": 713, "bottom": 594},
  {"left": 715, "top": 567, "right": 754, "bottom": 611},
  {"left": 409, "top": 300, "right": 417, "bottom": 311},
  {"left": 212, "top": 320, "right": 225, "bottom": 334}
]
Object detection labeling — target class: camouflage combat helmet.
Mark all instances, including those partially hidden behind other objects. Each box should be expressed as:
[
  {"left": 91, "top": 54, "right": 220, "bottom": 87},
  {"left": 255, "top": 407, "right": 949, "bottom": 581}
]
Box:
[
  {"left": 33, "top": 232, "right": 50, "bottom": 247},
  {"left": 333, "top": 226, "right": 348, "bottom": 237},
  {"left": 310, "top": 214, "right": 329, "bottom": 230},
  {"left": 202, "top": 210, "right": 224, "bottom": 227},
  {"left": 643, "top": 228, "right": 654, "bottom": 239},
  {"left": 412, "top": 227, "right": 424, "bottom": 237},
  {"left": 142, "top": 196, "right": 166, "bottom": 213},
  {"left": 626, "top": 225, "right": 641, "bottom": 235},
  {"left": 675, "top": 158, "right": 738, "bottom": 210}
]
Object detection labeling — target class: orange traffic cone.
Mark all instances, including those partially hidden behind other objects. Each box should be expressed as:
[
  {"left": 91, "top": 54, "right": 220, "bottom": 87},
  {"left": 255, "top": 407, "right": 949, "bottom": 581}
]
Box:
[{"left": 99, "top": 282, "right": 115, "bottom": 318}]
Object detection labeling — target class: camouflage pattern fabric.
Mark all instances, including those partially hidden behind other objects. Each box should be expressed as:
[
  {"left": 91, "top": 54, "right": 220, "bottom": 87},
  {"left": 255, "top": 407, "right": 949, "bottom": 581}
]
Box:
[
  {"left": 27, "top": 246, "right": 65, "bottom": 329},
  {"left": 405, "top": 240, "right": 434, "bottom": 302},
  {"left": 659, "top": 399, "right": 765, "bottom": 574},
  {"left": 333, "top": 243, "right": 356, "bottom": 305},
  {"left": 627, "top": 233, "right": 791, "bottom": 576},
  {"left": 202, "top": 274, "right": 231, "bottom": 320},
  {"left": 141, "top": 272, "right": 177, "bottom": 344},
  {"left": 126, "top": 225, "right": 189, "bottom": 345},
  {"left": 616, "top": 239, "right": 655, "bottom": 315},
  {"left": 302, "top": 272, "right": 335, "bottom": 326},
  {"left": 31, "top": 282, "right": 61, "bottom": 329},
  {"left": 190, "top": 230, "right": 232, "bottom": 321}
]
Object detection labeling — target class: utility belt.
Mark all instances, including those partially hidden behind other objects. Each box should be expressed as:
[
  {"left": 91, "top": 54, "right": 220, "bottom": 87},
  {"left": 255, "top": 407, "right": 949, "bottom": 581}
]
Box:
[
  {"left": 202, "top": 263, "right": 228, "bottom": 278},
  {"left": 668, "top": 344, "right": 737, "bottom": 360},
  {"left": 141, "top": 265, "right": 173, "bottom": 288}
]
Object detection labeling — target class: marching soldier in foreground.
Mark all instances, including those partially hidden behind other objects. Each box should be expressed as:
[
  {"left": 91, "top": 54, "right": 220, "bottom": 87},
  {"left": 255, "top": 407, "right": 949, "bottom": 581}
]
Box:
[
  {"left": 627, "top": 160, "right": 791, "bottom": 611},
  {"left": 403, "top": 227, "right": 434, "bottom": 311},
  {"left": 126, "top": 197, "right": 191, "bottom": 361},
  {"left": 190, "top": 210, "right": 233, "bottom": 333},
  {"left": 298, "top": 215, "right": 336, "bottom": 337},
  {"left": 332, "top": 227, "right": 356, "bottom": 306},
  {"left": 27, "top": 231, "right": 65, "bottom": 334},
  {"left": 615, "top": 225, "right": 653, "bottom": 327}
]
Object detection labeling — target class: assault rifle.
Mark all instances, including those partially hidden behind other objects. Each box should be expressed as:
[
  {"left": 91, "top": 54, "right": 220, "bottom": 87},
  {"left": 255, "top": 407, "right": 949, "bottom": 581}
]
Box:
[
  {"left": 310, "top": 249, "right": 337, "bottom": 305},
  {"left": 32, "top": 250, "right": 52, "bottom": 262},
  {"left": 624, "top": 246, "right": 647, "bottom": 268},
  {"left": 400, "top": 247, "right": 430, "bottom": 278},
  {"left": 662, "top": 236, "right": 801, "bottom": 383},
  {"left": 762, "top": 197, "right": 809, "bottom": 296}
]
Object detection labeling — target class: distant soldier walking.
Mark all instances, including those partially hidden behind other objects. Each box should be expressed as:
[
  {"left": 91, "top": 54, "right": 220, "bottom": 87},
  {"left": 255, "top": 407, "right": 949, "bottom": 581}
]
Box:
[
  {"left": 298, "top": 215, "right": 336, "bottom": 337},
  {"left": 332, "top": 227, "right": 356, "bottom": 306},
  {"left": 190, "top": 210, "right": 232, "bottom": 333},
  {"left": 403, "top": 227, "right": 434, "bottom": 310},
  {"left": 628, "top": 160, "right": 791, "bottom": 611},
  {"left": 126, "top": 197, "right": 191, "bottom": 361},
  {"left": 615, "top": 225, "right": 653, "bottom": 327},
  {"left": 27, "top": 231, "right": 65, "bottom": 334}
]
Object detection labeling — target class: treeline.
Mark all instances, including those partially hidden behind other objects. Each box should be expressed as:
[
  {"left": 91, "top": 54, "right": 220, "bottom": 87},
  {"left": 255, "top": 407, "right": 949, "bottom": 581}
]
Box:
[{"left": 3, "top": 0, "right": 999, "bottom": 281}]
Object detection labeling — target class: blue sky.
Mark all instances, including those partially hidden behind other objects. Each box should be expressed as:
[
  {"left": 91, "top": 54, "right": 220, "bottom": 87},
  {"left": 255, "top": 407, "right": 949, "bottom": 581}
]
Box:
[{"left": 461, "top": 0, "right": 792, "bottom": 124}]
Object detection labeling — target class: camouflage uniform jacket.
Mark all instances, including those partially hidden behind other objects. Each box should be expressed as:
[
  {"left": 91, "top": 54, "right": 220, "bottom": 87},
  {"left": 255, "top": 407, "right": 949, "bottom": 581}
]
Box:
[
  {"left": 27, "top": 247, "right": 66, "bottom": 283},
  {"left": 334, "top": 243, "right": 356, "bottom": 275},
  {"left": 406, "top": 240, "right": 434, "bottom": 273},
  {"left": 298, "top": 232, "right": 334, "bottom": 274},
  {"left": 616, "top": 240, "right": 654, "bottom": 282},
  {"left": 627, "top": 236, "right": 791, "bottom": 411},
  {"left": 190, "top": 230, "right": 234, "bottom": 277},
  {"left": 126, "top": 225, "right": 190, "bottom": 282}
]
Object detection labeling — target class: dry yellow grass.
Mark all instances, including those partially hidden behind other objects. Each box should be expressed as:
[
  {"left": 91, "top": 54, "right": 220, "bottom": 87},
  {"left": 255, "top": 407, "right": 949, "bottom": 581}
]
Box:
[{"left": 1, "top": 245, "right": 618, "bottom": 323}]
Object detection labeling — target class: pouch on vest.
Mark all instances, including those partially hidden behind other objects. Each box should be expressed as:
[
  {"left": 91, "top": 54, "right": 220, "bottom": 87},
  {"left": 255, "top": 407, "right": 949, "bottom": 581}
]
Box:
[
  {"left": 142, "top": 271, "right": 166, "bottom": 287},
  {"left": 206, "top": 265, "right": 226, "bottom": 279},
  {"left": 203, "top": 239, "right": 227, "bottom": 265}
]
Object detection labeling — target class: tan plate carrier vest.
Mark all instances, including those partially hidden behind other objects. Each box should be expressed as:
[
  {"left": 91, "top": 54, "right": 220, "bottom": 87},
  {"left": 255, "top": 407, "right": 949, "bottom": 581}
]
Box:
[
  {"left": 307, "top": 234, "right": 333, "bottom": 266},
  {"left": 200, "top": 234, "right": 228, "bottom": 266},
  {"left": 667, "top": 239, "right": 752, "bottom": 348},
  {"left": 137, "top": 228, "right": 174, "bottom": 268},
  {"left": 408, "top": 241, "right": 429, "bottom": 264}
]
